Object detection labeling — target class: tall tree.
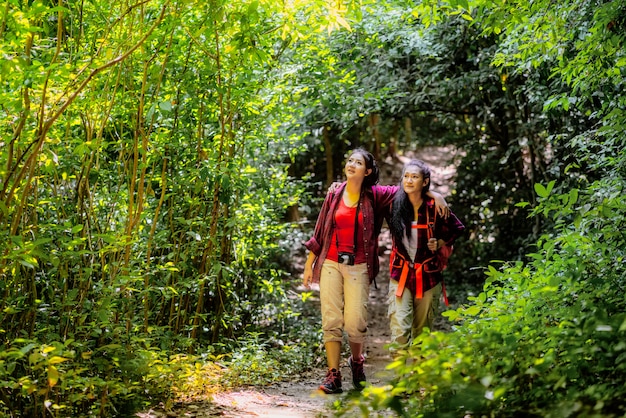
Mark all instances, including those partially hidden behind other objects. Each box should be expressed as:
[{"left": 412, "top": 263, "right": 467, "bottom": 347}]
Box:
[{"left": 0, "top": 0, "right": 362, "bottom": 414}]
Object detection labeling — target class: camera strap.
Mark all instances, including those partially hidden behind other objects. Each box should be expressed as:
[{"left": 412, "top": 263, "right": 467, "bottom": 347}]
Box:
[{"left": 334, "top": 195, "right": 361, "bottom": 254}]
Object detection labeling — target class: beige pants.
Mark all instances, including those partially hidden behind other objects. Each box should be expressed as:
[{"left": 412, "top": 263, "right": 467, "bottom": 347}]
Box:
[
  {"left": 319, "top": 260, "right": 370, "bottom": 344},
  {"left": 387, "top": 280, "right": 441, "bottom": 347}
]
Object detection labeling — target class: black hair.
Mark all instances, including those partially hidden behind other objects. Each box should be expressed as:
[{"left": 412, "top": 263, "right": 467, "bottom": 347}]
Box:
[
  {"left": 350, "top": 148, "right": 380, "bottom": 189},
  {"left": 389, "top": 159, "right": 431, "bottom": 244}
]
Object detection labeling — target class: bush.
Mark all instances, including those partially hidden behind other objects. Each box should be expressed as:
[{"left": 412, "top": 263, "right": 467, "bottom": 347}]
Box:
[{"left": 342, "top": 181, "right": 626, "bottom": 417}]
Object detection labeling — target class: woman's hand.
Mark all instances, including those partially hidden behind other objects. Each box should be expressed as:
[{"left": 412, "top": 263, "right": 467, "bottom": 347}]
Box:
[
  {"left": 303, "top": 265, "right": 313, "bottom": 289},
  {"left": 327, "top": 181, "right": 342, "bottom": 194},
  {"left": 427, "top": 238, "right": 439, "bottom": 252},
  {"left": 429, "top": 191, "right": 450, "bottom": 218},
  {"left": 303, "top": 251, "right": 316, "bottom": 289}
]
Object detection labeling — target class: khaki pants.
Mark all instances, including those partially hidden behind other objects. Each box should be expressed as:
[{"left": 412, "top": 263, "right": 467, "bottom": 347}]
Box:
[
  {"left": 387, "top": 280, "right": 441, "bottom": 347},
  {"left": 320, "top": 260, "right": 370, "bottom": 344}
]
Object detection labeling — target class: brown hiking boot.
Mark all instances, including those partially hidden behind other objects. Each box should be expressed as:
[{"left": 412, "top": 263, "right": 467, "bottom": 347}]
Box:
[
  {"left": 349, "top": 355, "right": 366, "bottom": 390},
  {"left": 319, "top": 368, "right": 342, "bottom": 394}
]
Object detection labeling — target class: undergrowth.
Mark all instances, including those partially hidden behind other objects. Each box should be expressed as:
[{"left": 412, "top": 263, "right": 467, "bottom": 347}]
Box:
[{"left": 336, "top": 180, "right": 626, "bottom": 417}]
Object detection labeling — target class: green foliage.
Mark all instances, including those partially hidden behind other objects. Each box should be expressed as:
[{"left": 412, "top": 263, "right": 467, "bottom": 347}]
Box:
[
  {"left": 221, "top": 330, "right": 320, "bottom": 387},
  {"left": 0, "top": 337, "right": 182, "bottom": 416},
  {"left": 0, "top": 0, "right": 360, "bottom": 415},
  {"left": 287, "top": 2, "right": 575, "bottom": 292},
  {"left": 333, "top": 0, "right": 626, "bottom": 417},
  {"left": 2, "top": 0, "right": 625, "bottom": 415},
  {"left": 341, "top": 179, "right": 626, "bottom": 416}
]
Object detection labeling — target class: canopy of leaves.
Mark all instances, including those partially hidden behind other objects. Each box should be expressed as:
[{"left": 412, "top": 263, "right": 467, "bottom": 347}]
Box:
[{"left": 0, "top": 0, "right": 360, "bottom": 415}]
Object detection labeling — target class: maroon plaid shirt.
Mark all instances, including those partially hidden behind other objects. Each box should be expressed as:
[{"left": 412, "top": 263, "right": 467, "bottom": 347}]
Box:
[
  {"left": 304, "top": 183, "right": 397, "bottom": 284},
  {"left": 389, "top": 199, "right": 465, "bottom": 295}
]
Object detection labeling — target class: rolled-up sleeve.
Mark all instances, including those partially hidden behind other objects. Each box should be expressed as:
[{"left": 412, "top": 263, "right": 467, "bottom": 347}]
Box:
[
  {"left": 304, "top": 189, "right": 339, "bottom": 256},
  {"left": 304, "top": 236, "right": 321, "bottom": 255}
]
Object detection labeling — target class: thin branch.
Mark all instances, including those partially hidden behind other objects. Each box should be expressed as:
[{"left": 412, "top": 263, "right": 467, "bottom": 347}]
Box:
[{"left": 43, "top": 2, "right": 169, "bottom": 134}]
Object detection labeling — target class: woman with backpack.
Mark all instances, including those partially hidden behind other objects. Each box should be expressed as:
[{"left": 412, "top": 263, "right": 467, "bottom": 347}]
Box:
[
  {"left": 387, "top": 159, "right": 465, "bottom": 349},
  {"left": 303, "top": 149, "right": 448, "bottom": 394}
]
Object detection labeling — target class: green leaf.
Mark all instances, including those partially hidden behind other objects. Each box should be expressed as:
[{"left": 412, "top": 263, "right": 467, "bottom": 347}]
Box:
[
  {"left": 534, "top": 183, "right": 549, "bottom": 198},
  {"left": 464, "top": 305, "right": 481, "bottom": 316},
  {"left": 47, "top": 356, "right": 69, "bottom": 365},
  {"left": 619, "top": 317, "right": 626, "bottom": 332},
  {"left": 18, "top": 257, "right": 38, "bottom": 268},
  {"left": 568, "top": 188, "right": 579, "bottom": 207},
  {"left": 48, "top": 365, "right": 59, "bottom": 387},
  {"left": 442, "top": 310, "right": 460, "bottom": 321}
]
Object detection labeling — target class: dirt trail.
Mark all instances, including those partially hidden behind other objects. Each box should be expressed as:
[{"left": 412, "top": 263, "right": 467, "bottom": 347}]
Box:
[
  {"left": 137, "top": 268, "right": 396, "bottom": 418},
  {"left": 211, "top": 274, "right": 395, "bottom": 418},
  {"left": 138, "top": 147, "right": 457, "bottom": 418}
]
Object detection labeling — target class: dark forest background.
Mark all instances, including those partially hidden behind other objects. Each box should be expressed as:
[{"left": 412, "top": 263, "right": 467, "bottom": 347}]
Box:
[{"left": 0, "top": 0, "right": 624, "bottom": 416}]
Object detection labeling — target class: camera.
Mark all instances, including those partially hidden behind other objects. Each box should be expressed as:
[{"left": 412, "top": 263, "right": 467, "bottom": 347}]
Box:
[{"left": 338, "top": 252, "right": 355, "bottom": 266}]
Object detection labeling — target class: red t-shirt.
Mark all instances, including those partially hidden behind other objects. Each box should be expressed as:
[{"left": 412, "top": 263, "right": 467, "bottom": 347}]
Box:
[{"left": 326, "top": 199, "right": 366, "bottom": 264}]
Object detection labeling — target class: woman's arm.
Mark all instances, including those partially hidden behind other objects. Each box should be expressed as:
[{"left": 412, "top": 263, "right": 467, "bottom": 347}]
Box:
[
  {"left": 329, "top": 180, "right": 449, "bottom": 217},
  {"left": 427, "top": 190, "right": 450, "bottom": 218},
  {"left": 303, "top": 251, "right": 317, "bottom": 289},
  {"left": 304, "top": 189, "right": 337, "bottom": 255}
]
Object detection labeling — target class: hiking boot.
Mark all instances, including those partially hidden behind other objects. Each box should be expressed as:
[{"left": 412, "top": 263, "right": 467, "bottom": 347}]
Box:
[
  {"left": 319, "top": 368, "right": 342, "bottom": 394},
  {"left": 349, "top": 355, "right": 366, "bottom": 390}
]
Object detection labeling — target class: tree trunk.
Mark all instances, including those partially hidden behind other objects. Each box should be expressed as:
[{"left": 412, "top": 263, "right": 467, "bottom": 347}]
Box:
[
  {"left": 404, "top": 116, "right": 412, "bottom": 146},
  {"left": 369, "top": 113, "right": 381, "bottom": 160},
  {"left": 323, "top": 124, "right": 334, "bottom": 186},
  {"left": 389, "top": 118, "right": 399, "bottom": 156}
]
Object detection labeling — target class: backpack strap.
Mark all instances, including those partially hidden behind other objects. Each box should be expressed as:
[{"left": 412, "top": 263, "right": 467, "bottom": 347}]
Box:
[
  {"left": 426, "top": 200, "right": 450, "bottom": 306},
  {"left": 390, "top": 199, "right": 448, "bottom": 302},
  {"left": 390, "top": 249, "right": 434, "bottom": 299},
  {"left": 426, "top": 198, "right": 436, "bottom": 242}
]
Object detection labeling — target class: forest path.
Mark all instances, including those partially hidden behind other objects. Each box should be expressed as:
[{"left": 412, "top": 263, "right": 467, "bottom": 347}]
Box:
[
  {"left": 206, "top": 274, "right": 395, "bottom": 418},
  {"left": 136, "top": 255, "right": 391, "bottom": 418},
  {"left": 138, "top": 254, "right": 396, "bottom": 418},
  {"left": 137, "top": 147, "right": 457, "bottom": 418}
]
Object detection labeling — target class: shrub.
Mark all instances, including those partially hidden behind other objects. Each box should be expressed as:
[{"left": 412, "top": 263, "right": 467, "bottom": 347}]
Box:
[{"left": 343, "top": 182, "right": 626, "bottom": 417}]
